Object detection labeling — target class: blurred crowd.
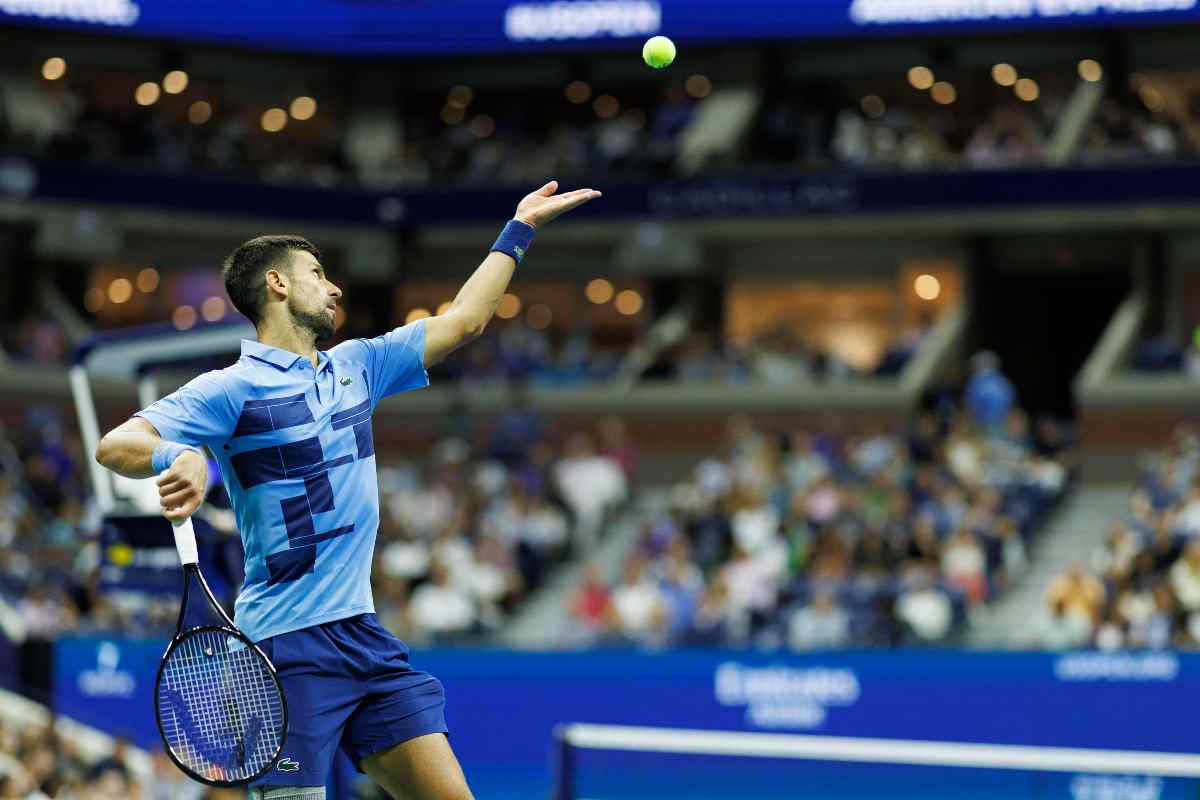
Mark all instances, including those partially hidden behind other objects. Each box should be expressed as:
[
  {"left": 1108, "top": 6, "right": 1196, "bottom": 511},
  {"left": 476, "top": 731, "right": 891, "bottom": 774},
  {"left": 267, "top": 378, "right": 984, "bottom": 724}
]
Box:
[
  {"left": 651, "top": 323, "right": 926, "bottom": 384},
  {"left": 0, "top": 399, "right": 633, "bottom": 660},
  {"left": 567, "top": 363, "right": 1074, "bottom": 650},
  {"left": 429, "top": 323, "right": 623, "bottom": 388},
  {"left": 1037, "top": 425, "right": 1200, "bottom": 650},
  {"left": 1130, "top": 328, "right": 1200, "bottom": 377},
  {"left": 5, "top": 63, "right": 1200, "bottom": 193},
  {"left": 369, "top": 409, "right": 631, "bottom": 645}
]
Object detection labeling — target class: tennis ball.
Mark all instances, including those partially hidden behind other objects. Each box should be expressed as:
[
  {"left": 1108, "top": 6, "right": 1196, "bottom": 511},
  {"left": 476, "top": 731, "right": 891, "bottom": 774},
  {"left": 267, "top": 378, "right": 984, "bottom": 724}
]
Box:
[{"left": 643, "top": 36, "right": 676, "bottom": 70}]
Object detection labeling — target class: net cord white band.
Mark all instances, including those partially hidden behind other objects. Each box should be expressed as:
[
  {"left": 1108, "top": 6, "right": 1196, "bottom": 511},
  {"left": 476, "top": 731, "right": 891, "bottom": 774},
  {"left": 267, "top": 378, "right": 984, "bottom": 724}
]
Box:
[
  {"left": 172, "top": 518, "right": 199, "bottom": 566},
  {"left": 558, "top": 724, "right": 1200, "bottom": 778}
]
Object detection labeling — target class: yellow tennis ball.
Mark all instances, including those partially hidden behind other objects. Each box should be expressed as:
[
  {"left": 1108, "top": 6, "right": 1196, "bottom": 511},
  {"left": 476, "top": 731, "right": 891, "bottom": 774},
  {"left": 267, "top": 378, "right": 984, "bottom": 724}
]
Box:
[{"left": 643, "top": 36, "right": 676, "bottom": 69}]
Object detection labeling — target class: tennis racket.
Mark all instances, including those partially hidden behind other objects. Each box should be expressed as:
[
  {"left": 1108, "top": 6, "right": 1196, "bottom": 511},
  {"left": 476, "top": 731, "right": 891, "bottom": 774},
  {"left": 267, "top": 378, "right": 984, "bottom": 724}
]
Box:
[{"left": 154, "top": 517, "right": 288, "bottom": 786}]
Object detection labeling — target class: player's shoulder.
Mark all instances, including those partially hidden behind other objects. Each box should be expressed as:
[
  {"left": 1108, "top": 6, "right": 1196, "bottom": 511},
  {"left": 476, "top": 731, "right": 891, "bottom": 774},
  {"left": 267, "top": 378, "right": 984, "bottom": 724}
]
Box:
[
  {"left": 185, "top": 361, "right": 257, "bottom": 398},
  {"left": 327, "top": 337, "right": 372, "bottom": 365}
]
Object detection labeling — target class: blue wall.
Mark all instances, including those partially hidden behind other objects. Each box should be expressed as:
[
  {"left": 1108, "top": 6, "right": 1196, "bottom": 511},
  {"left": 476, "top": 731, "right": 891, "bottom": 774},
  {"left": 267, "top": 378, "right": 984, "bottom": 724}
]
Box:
[
  {"left": 52, "top": 642, "right": 1200, "bottom": 798},
  {"left": 5, "top": 0, "right": 1200, "bottom": 56}
]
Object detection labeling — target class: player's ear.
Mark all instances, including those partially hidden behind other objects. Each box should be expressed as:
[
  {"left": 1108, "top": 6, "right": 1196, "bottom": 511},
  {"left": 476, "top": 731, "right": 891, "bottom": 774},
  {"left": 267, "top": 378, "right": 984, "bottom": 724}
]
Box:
[{"left": 264, "top": 268, "right": 289, "bottom": 300}]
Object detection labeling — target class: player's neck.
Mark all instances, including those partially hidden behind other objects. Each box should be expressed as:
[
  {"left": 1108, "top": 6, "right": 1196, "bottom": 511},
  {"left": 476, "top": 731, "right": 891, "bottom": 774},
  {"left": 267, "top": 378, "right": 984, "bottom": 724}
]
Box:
[{"left": 257, "top": 320, "right": 319, "bottom": 367}]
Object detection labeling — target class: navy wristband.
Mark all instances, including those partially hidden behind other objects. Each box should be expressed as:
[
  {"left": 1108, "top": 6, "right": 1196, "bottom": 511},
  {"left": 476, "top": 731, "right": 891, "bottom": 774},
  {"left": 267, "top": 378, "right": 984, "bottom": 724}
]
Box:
[
  {"left": 152, "top": 441, "right": 200, "bottom": 474},
  {"left": 490, "top": 219, "right": 536, "bottom": 264}
]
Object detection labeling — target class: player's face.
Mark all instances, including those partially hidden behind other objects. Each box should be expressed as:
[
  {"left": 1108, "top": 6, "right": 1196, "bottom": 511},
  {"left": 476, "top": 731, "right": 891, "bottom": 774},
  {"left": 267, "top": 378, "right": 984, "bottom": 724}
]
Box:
[{"left": 286, "top": 250, "right": 342, "bottom": 341}]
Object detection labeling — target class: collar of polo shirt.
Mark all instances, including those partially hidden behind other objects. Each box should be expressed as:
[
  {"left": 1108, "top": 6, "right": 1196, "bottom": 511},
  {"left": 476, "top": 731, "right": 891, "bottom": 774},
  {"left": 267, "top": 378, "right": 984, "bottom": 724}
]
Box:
[{"left": 241, "top": 339, "right": 332, "bottom": 374}]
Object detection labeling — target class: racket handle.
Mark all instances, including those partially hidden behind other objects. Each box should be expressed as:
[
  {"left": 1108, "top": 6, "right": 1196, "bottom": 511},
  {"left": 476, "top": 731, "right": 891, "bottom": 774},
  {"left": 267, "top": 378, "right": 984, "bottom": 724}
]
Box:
[{"left": 172, "top": 518, "right": 199, "bottom": 566}]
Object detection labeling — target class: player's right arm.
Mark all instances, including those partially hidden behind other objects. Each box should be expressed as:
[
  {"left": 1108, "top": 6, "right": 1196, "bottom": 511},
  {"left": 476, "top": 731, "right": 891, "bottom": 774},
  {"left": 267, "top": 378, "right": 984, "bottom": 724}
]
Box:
[
  {"left": 95, "top": 417, "right": 209, "bottom": 522},
  {"left": 95, "top": 371, "right": 236, "bottom": 522}
]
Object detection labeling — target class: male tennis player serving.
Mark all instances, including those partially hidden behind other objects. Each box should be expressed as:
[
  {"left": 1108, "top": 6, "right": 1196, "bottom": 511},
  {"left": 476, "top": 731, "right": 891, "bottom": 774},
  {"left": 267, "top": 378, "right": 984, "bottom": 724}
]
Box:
[{"left": 95, "top": 181, "right": 601, "bottom": 800}]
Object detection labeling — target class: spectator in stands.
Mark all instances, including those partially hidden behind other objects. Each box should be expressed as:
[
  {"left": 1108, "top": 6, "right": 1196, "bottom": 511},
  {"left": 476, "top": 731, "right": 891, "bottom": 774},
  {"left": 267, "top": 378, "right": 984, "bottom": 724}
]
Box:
[
  {"left": 570, "top": 563, "right": 613, "bottom": 637},
  {"left": 965, "top": 351, "right": 1016, "bottom": 434},
  {"left": 407, "top": 560, "right": 476, "bottom": 641},
  {"left": 895, "top": 564, "right": 954, "bottom": 642},
  {"left": 1045, "top": 562, "right": 1106, "bottom": 625},
  {"left": 787, "top": 589, "right": 850, "bottom": 651},
  {"left": 942, "top": 528, "right": 987, "bottom": 605},
  {"left": 610, "top": 556, "right": 666, "bottom": 644},
  {"left": 553, "top": 432, "right": 628, "bottom": 548},
  {"left": 1038, "top": 598, "right": 1093, "bottom": 650},
  {"left": 1169, "top": 540, "right": 1200, "bottom": 612}
]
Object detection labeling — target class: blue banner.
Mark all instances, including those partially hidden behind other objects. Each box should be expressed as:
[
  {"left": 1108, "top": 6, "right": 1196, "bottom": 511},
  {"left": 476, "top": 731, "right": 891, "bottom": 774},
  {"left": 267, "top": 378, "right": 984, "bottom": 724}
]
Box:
[
  {"left": 8, "top": 157, "right": 1200, "bottom": 228},
  {"left": 51, "top": 643, "right": 1200, "bottom": 797},
  {"left": 2, "top": 0, "right": 1199, "bottom": 56},
  {"left": 53, "top": 637, "right": 165, "bottom": 749}
]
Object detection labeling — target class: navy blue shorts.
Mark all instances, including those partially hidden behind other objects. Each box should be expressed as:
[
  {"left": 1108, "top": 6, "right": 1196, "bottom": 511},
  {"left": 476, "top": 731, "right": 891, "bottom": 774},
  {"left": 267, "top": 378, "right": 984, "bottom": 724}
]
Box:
[{"left": 250, "top": 613, "right": 448, "bottom": 788}]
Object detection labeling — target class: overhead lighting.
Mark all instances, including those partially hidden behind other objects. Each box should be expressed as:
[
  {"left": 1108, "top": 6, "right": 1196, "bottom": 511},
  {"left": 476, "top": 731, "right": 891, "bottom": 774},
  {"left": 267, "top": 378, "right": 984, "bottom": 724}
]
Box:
[
  {"left": 188, "top": 100, "right": 212, "bottom": 125},
  {"left": 441, "top": 104, "right": 465, "bottom": 125},
  {"left": 907, "top": 66, "right": 934, "bottom": 91},
  {"left": 201, "top": 296, "right": 226, "bottom": 321},
  {"left": 405, "top": 308, "right": 431, "bottom": 324},
  {"left": 136, "top": 268, "right": 159, "bottom": 293},
  {"left": 261, "top": 108, "right": 287, "bottom": 133},
  {"left": 991, "top": 63, "right": 1017, "bottom": 87},
  {"left": 931, "top": 81, "right": 957, "bottom": 105},
  {"left": 41, "top": 57, "right": 66, "bottom": 81},
  {"left": 497, "top": 294, "right": 521, "bottom": 319},
  {"left": 290, "top": 96, "right": 317, "bottom": 121},
  {"left": 585, "top": 278, "right": 614, "bottom": 304},
  {"left": 83, "top": 287, "right": 104, "bottom": 312},
  {"left": 565, "top": 81, "right": 592, "bottom": 104},
  {"left": 1139, "top": 85, "right": 1164, "bottom": 112},
  {"left": 914, "top": 274, "right": 941, "bottom": 301},
  {"left": 614, "top": 290, "right": 643, "bottom": 316},
  {"left": 1078, "top": 59, "right": 1103, "bottom": 83},
  {"left": 1014, "top": 78, "right": 1040, "bottom": 102},
  {"left": 172, "top": 305, "right": 197, "bottom": 330},
  {"left": 162, "top": 70, "right": 188, "bottom": 94},
  {"left": 436, "top": 301, "right": 453, "bottom": 316},
  {"left": 107, "top": 278, "right": 133, "bottom": 304},
  {"left": 526, "top": 304, "right": 552, "bottom": 330},
  {"left": 685, "top": 74, "right": 712, "bottom": 99},
  {"left": 860, "top": 94, "right": 886, "bottom": 118},
  {"left": 135, "top": 82, "right": 161, "bottom": 106},
  {"left": 593, "top": 94, "right": 620, "bottom": 119}
]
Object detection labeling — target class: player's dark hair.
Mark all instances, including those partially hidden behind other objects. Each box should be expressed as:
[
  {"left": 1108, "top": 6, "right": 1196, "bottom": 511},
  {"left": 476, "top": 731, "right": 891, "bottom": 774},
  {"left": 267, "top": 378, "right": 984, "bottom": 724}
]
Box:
[{"left": 222, "top": 235, "right": 321, "bottom": 326}]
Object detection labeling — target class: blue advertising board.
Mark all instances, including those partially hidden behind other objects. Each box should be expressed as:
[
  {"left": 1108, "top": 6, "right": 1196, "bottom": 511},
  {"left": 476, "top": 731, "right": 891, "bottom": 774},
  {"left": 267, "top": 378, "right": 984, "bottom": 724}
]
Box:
[
  {"left": 52, "top": 643, "right": 1200, "bottom": 798},
  {"left": 2, "top": 0, "right": 1199, "bottom": 57},
  {"left": 10, "top": 157, "right": 1200, "bottom": 228}
]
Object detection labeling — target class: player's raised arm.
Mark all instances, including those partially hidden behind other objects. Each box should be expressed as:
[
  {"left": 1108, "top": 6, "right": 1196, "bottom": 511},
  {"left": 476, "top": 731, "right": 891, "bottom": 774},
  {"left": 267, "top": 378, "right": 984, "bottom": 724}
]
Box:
[{"left": 422, "top": 180, "right": 601, "bottom": 367}]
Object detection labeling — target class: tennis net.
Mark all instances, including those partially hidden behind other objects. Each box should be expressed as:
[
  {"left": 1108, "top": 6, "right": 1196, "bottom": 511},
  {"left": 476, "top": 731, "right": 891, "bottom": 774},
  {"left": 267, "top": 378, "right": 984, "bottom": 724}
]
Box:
[{"left": 553, "top": 724, "right": 1200, "bottom": 800}]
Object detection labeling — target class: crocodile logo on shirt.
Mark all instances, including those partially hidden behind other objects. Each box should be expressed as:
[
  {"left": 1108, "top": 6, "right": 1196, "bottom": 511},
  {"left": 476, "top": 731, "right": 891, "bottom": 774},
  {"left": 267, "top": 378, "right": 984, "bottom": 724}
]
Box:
[
  {"left": 340, "top": 376, "right": 353, "bottom": 386},
  {"left": 277, "top": 757, "right": 301, "bottom": 773}
]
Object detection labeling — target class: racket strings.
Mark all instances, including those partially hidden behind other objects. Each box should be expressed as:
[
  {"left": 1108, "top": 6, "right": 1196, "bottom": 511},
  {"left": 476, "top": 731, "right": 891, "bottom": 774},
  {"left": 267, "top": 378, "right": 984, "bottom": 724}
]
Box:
[{"left": 158, "top": 629, "right": 284, "bottom": 783}]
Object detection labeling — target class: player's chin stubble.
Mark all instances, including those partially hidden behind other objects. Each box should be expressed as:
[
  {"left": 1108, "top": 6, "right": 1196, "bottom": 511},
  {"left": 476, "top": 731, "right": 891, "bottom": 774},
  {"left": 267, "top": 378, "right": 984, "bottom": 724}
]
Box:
[{"left": 290, "top": 303, "right": 335, "bottom": 342}]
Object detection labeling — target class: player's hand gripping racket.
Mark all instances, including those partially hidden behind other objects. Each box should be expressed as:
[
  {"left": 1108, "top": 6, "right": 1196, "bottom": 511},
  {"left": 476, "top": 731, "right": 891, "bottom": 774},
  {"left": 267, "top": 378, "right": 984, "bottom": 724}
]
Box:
[{"left": 154, "top": 517, "right": 288, "bottom": 786}]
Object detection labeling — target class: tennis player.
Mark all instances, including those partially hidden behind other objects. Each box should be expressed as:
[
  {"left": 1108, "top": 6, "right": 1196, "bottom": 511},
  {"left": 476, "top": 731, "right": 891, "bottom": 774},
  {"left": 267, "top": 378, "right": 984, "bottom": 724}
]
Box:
[{"left": 95, "top": 181, "right": 601, "bottom": 800}]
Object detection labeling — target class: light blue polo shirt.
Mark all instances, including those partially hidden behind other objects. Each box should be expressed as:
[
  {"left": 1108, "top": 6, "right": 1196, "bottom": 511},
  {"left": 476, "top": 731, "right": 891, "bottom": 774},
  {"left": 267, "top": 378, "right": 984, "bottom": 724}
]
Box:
[{"left": 137, "top": 322, "right": 428, "bottom": 643}]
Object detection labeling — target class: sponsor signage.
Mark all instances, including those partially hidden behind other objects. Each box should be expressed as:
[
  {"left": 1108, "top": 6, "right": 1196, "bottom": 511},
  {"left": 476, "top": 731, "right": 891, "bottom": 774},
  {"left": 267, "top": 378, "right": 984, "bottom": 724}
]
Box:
[{"left": 2, "top": 0, "right": 1198, "bottom": 56}]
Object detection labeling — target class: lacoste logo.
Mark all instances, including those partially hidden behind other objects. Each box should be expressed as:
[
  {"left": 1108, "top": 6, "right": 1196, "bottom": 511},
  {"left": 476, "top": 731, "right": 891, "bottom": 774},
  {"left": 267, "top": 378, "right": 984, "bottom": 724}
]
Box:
[
  {"left": 277, "top": 757, "right": 301, "bottom": 773},
  {"left": 340, "top": 376, "right": 353, "bottom": 386},
  {"left": 513, "top": 245, "right": 525, "bottom": 260}
]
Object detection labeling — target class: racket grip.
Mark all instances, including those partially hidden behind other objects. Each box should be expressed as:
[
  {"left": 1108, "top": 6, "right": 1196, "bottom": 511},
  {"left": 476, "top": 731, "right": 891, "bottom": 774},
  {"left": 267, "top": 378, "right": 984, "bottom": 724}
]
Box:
[{"left": 172, "top": 518, "right": 199, "bottom": 566}]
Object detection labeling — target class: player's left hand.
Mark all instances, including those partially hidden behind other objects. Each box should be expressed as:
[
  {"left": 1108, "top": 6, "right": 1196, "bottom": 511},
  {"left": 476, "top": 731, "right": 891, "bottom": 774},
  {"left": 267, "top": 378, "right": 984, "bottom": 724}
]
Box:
[{"left": 514, "top": 180, "right": 602, "bottom": 230}]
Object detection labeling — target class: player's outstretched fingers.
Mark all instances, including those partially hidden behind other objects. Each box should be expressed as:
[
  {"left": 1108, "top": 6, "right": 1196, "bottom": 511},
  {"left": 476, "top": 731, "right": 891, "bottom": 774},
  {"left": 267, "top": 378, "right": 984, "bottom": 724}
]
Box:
[{"left": 535, "top": 180, "right": 559, "bottom": 196}]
